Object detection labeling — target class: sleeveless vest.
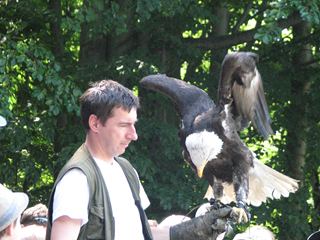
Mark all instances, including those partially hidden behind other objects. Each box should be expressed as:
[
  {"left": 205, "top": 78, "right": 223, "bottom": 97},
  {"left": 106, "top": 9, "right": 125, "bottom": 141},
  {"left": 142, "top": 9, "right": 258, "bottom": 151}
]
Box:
[{"left": 46, "top": 144, "right": 153, "bottom": 240}]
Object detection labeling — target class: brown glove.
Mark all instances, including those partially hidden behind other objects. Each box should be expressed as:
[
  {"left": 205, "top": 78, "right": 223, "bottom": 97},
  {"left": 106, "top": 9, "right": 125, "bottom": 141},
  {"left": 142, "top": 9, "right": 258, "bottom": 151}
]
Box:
[{"left": 169, "top": 206, "right": 234, "bottom": 240}]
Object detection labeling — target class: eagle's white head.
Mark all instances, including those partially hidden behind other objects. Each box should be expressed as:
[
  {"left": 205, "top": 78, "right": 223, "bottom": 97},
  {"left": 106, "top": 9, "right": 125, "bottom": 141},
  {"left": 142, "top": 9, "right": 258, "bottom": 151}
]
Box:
[{"left": 185, "top": 130, "right": 223, "bottom": 178}]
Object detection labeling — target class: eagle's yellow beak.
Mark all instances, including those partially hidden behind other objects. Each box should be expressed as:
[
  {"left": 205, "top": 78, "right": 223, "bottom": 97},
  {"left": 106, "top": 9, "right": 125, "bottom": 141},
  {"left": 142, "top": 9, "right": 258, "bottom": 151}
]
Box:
[{"left": 197, "top": 159, "right": 209, "bottom": 178}]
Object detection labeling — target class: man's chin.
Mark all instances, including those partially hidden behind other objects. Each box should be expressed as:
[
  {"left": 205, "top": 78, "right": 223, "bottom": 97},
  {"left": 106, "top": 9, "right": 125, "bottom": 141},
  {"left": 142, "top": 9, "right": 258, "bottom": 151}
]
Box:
[{"left": 116, "top": 149, "right": 126, "bottom": 156}]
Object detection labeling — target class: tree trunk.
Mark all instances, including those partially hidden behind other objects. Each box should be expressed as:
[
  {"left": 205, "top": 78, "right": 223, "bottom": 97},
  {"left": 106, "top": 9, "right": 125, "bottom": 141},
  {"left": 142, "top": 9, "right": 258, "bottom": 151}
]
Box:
[
  {"left": 209, "top": 3, "right": 229, "bottom": 99},
  {"left": 78, "top": 0, "right": 106, "bottom": 72},
  {"left": 290, "top": 21, "right": 320, "bottom": 231},
  {"left": 287, "top": 20, "right": 313, "bottom": 240},
  {"left": 48, "top": 0, "right": 68, "bottom": 180},
  {"left": 288, "top": 21, "right": 313, "bottom": 184}
]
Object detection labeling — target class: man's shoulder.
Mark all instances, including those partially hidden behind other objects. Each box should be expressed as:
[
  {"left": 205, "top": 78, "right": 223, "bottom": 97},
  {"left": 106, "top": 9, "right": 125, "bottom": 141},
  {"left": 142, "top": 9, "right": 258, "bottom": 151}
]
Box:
[
  {"left": 55, "top": 144, "right": 97, "bottom": 185},
  {"left": 62, "top": 144, "right": 95, "bottom": 171}
]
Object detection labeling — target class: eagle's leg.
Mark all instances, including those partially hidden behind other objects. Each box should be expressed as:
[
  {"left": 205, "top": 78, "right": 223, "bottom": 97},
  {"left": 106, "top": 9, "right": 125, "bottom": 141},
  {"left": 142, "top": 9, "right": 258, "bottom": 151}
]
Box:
[
  {"left": 208, "top": 179, "right": 233, "bottom": 238},
  {"left": 232, "top": 171, "right": 250, "bottom": 223},
  {"left": 209, "top": 178, "right": 226, "bottom": 210}
]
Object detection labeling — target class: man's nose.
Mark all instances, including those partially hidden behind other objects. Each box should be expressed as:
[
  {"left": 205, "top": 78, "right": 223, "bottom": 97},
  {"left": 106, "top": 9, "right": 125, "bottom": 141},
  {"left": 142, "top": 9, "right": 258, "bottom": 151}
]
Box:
[{"left": 128, "top": 125, "right": 138, "bottom": 141}]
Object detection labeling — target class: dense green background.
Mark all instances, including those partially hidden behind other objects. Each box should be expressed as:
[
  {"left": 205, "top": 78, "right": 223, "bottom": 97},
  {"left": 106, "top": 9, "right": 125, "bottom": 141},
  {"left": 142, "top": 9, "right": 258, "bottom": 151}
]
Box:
[{"left": 1, "top": 0, "right": 320, "bottom": 239}]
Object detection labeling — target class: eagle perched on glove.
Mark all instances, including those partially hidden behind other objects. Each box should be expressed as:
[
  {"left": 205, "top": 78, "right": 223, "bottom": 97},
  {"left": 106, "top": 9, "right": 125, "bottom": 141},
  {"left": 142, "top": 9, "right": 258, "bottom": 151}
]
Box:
[{"left": 140, "top": 52, "right": 299, "bottom": 223}]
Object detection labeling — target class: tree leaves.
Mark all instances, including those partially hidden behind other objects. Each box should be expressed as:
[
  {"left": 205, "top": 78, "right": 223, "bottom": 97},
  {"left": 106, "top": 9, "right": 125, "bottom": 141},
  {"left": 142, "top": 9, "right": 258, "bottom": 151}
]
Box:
[{"left": 1, "top": 0, "right": 320, "bottom": 238}]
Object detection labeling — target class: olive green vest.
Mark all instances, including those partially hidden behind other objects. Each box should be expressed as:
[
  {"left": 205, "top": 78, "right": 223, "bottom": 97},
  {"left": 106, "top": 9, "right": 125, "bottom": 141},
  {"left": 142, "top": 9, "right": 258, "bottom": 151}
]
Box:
[{"left": 46, "top": 144, "right": 153, "bottom": 240}]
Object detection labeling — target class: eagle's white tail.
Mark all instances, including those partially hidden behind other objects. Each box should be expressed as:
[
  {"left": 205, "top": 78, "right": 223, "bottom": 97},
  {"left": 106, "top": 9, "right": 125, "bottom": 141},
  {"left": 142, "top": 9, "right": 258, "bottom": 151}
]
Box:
[{"left": 204, "top": 159, "right": 299, "bottom": 206}]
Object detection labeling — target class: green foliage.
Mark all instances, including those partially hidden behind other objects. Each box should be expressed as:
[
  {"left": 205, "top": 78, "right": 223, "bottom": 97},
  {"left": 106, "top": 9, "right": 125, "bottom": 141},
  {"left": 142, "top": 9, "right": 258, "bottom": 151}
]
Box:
[
  {"left": 255, "top": 0, "right": 320, "bottom": 43},
  {"left": 0, "top": 0, "right": 83, "bottom": 205},
  {"left": 255, "top": 22, "right": 283, "bottom": 44},
  {"left": 0, "top": 36, "right": 82, "bottom": 202},
  {"left": 1, "top": 0, "right": 320, "bottom": 239}
]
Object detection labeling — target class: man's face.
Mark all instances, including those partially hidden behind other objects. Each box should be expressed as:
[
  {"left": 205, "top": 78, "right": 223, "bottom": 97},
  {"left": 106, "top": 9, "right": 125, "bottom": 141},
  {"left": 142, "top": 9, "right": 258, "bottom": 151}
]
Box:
[{"left": 97, "top": 107, "right": 138, "bottom": 160}]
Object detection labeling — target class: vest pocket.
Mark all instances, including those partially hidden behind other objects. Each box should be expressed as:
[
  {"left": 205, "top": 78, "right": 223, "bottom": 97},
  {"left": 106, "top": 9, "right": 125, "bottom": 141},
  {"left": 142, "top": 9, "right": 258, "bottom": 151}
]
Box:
[{"left": 87, "top": 205, "right": 105, "bottom": 239}]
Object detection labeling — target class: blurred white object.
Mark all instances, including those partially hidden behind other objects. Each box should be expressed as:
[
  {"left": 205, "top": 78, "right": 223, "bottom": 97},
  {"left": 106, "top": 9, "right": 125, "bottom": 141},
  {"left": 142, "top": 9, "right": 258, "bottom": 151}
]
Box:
[
  {"left": 0, "top": 115, "right": 6, "bottom": 127},
  {"left": 158, "top": 215, "right": 191, "bottom": 228},
  {"left": 195, "top": 203, "right": 211, "bottom": 217},
  {"left": 233, "top": 226, "right": 275, "bottom": 240},
  {"left": 148, "top": 219, "right": 158, "bottom": 227}
]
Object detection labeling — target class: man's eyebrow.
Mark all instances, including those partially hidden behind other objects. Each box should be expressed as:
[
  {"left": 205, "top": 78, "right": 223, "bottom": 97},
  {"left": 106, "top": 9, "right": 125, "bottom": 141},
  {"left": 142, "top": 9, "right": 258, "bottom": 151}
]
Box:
[{"left": 119, "top": 119, "right": 138, "bottom": 124}]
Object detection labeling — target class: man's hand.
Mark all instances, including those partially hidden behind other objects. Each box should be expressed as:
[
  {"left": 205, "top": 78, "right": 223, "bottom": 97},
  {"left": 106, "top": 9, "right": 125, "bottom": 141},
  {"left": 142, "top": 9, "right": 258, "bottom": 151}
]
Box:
[{"left": 170, "top": 207, "right": 233, "bottom": 240}]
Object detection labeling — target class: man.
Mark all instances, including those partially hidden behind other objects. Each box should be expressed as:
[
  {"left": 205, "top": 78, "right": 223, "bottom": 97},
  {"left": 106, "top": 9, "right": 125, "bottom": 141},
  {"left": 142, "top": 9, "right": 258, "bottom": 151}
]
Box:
[
  {"left": 21, "top": 204, "right": 48, "bottom": 240},
  {"left": 21, "top": 203, "right": 48, "bottom": 228},
  {"left": 0, "top": 184, "right": 29, "bottom": 240},
  {"left": 46, "top": 80, "right": 234, "bottom": 240}
]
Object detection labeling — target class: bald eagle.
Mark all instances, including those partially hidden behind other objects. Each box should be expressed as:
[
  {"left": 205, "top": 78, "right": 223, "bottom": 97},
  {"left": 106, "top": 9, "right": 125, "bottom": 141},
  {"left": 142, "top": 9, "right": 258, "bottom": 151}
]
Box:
[{"left": 140, "top": 52, "right": 299, "bottom": 223}]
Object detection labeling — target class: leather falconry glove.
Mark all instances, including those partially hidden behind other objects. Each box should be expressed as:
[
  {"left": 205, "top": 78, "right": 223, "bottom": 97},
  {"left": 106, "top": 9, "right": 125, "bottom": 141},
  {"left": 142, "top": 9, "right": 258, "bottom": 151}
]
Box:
[{"left": 169, "top": 206, "right": 236, "bottom": 240}]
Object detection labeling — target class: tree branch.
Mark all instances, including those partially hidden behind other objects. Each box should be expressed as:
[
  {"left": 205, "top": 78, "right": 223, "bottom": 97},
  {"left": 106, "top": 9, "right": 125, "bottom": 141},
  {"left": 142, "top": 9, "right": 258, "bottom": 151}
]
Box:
[
  {"left": 182, "top": 11, "right": 303, "bottom": 51},
  {"left": 232, "top": 2, "right": 253, "bottom": 34}
]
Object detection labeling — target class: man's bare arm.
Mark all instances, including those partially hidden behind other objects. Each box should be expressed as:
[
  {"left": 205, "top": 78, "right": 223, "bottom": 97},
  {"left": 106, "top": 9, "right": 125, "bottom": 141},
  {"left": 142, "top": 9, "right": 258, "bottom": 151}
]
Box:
[
  {"left": 151, "top": 226, "right": 170, "bottom": 240},
  {"left": 51, "top": 216, "right": 82, "bottom": 240}
]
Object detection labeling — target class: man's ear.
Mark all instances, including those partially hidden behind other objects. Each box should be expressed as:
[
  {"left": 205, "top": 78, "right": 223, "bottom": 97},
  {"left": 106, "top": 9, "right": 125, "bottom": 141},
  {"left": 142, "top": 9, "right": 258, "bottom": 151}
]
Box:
[
  {"left": 88, "top": 114, "right": 99, "bottom": 132},
  {"left": 5, "top": 222, "right": 14, "bottom": 236}
]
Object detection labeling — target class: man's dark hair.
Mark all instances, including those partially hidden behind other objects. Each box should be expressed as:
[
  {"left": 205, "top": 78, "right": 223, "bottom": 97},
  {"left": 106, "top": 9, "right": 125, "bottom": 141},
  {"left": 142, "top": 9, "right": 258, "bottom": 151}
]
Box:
[
  {"left": 21, "top": 204, "right": 48, "bottom": 227},
  {"left": 80, "top": 80, "right": 140, "bottom": 131}
]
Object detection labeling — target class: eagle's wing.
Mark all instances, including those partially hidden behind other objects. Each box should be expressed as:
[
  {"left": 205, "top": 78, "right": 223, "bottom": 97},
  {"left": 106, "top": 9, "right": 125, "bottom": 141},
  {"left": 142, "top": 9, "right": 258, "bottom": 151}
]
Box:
[
  {"left": 204, "top": 159, "right": 299, "bottom": 206},
  {"left": 140, "top": 74, "right": 215, "bottom": 175},
  {"left": 140, "top": 74, "right": 215, "bottom": 129},
  {"left": 218, "top": 52, "right": 274, "bottom": 140}
]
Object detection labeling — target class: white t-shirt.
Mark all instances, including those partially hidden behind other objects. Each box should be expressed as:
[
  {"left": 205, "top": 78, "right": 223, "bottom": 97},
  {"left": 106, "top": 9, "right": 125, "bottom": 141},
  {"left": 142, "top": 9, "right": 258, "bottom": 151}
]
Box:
[{"left": 53, "top": 158, "right": 150, "bottom": 240}]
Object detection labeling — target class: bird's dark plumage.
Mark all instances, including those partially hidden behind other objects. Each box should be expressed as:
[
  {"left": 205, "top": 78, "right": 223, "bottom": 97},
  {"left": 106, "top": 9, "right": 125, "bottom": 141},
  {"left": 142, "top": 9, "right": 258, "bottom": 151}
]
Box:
[
  {"left": 140, "top": 52, "right": 298, "bottom": 223},
  {"left": 218, "top": 52, "right": 273, "bottom": 139}
]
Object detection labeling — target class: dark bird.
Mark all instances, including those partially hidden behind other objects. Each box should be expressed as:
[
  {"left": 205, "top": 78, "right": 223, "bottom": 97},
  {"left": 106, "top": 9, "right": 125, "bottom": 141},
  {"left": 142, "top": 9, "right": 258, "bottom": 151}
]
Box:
[{"left": 140, "top": 52, "right": 299, "bottom": 223}]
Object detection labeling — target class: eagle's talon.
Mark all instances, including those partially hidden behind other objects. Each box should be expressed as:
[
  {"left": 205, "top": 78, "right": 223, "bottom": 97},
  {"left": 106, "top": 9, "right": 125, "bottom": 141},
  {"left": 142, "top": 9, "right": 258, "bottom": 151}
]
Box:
[
  {"left": 209, "top": 198, "right": 228, "bottom": 210},
  {"left": 232, "top": 206, "right": 249, "bottom": 223}
]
